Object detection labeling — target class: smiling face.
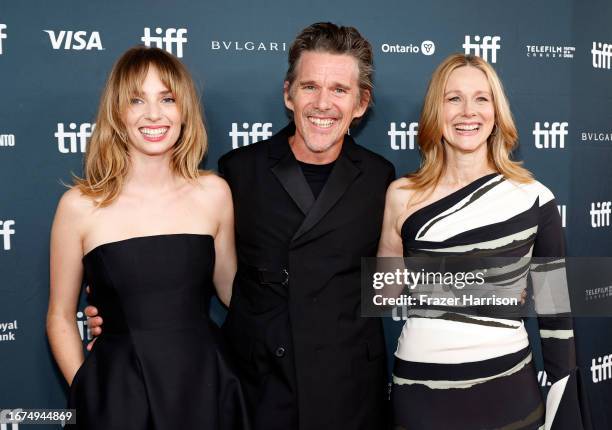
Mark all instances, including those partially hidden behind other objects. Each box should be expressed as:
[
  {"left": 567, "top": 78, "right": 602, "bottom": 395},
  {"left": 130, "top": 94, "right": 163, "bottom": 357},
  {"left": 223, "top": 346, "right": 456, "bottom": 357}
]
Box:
[
  {"left": 442, "top": 65, "right": 495, "bottom": 155},
  {"left": 284, "top": 51, "right": 369, "bottom": 163},
  {"left": 122, "top": 65, "right": 182, "bottom": 158}
]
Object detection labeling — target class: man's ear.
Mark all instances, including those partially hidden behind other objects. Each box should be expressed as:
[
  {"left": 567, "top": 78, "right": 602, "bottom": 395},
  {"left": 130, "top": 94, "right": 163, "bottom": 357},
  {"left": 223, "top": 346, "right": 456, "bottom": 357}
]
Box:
[
  {"left": 283, "top": 81, "right": 294, "bottom": 112},
  {"left": 354, "top": 89, "right": 371, "bottom": 118}
]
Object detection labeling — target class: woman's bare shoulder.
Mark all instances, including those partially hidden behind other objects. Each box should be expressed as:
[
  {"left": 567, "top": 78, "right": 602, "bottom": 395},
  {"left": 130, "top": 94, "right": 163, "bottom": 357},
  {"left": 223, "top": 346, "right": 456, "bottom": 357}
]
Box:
[
  {"left": 56, "top": 186, "right": 97, "bottom": 218},
  {"left": 193, "top": 171, "right": 232, "bottom": 204}
]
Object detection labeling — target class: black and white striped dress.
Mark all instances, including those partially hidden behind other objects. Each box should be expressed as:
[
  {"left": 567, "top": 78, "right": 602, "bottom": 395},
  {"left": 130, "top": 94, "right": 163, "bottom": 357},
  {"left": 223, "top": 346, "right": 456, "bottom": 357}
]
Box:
[{"left": 392, "top": 173, "right": 591, "bottom": 430}]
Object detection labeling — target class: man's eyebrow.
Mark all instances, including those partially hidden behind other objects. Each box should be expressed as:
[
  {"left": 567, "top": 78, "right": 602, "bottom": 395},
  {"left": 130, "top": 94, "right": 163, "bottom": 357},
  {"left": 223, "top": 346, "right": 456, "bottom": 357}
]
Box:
[
  {"left": 297, "top": 80, "right": 352, "bottom": 89},
  {"left": 331, "top": 82, "right": 351, "bottom": 90}
]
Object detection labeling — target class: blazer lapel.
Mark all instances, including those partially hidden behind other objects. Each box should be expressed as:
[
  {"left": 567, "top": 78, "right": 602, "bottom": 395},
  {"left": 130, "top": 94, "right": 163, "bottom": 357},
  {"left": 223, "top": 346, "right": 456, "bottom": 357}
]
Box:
[
  {"left": 292, "top": 137, "right": 362, "bottom": 241},
  {"left": 269, "top": 124, "right": 315, "bottom": 215}
]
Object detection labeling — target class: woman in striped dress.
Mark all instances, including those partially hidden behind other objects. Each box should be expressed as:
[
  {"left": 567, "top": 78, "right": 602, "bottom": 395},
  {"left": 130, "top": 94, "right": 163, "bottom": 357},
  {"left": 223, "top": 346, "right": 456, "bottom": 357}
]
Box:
[{"left": 378, "top": 54, "right": 590, "bottom": 429}]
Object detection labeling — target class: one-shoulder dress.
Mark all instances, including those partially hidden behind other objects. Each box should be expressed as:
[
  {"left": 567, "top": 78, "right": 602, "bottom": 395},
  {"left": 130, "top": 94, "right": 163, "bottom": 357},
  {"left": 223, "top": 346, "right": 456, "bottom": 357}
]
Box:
[
  {"left": 392, "top": 174, "right": 591, "bottom": 430},
  {"left": 68, "top": 234, "right": 250, "bottom": 429}
]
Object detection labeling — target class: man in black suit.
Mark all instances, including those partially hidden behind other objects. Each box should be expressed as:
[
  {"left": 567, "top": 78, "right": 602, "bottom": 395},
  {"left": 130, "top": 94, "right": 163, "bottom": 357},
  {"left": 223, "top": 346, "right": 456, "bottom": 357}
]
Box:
[
  {"left": 85, "top": 22, "right": 395, "bottom": 430},
  {"left": 219, "top": 23, "right": 395, "bottom": 429}
]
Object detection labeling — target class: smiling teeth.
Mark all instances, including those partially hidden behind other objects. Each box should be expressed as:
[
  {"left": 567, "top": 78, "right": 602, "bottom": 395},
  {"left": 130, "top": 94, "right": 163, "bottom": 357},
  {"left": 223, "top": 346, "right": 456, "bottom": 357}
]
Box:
[
  {"left": 309, "top": 117, "right": 334, "bottom": 128},
  {"left": 140, "top": 127, "right": 168, "bottom": 136},
  {"left": 456, "top": 124, "right": 479, "bottom": 131}
]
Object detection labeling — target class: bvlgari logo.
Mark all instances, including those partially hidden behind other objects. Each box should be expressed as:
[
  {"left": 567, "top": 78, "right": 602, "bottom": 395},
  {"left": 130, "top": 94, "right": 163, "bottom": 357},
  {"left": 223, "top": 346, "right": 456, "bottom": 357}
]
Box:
[
  {"left": 210, "top": 40, "right": 287, "bottom": 52},
  {"left": 581, "top": 131, "right": 612, "bottom": 143}
]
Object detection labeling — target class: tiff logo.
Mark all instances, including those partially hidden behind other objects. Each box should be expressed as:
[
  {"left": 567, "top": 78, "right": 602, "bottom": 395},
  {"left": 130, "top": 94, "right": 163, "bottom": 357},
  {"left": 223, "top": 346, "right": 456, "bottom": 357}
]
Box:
[
  {"left": 55, "top": 123, "right": 95, "bottom": 153},
  {"left": 557, "top": 205, "right": 566, "bottom": 228},
  {"left": 590, "top": 201, "right": 611, "bottom": 228},
  {"left": 0, "top": 220, "right": 15, "bottom": 251},
  {"left": 463, "top": 35, "right": 501, "bottom": 63},
  {"left": 77, "top": 310, "right": 93, "bottom": 341},
  {"left": 141, "top": 27, "right": 187, "bottom": 58},
  {"left": 0, "top": 134, "right": 15, "bottom": 147},
  {"left": 44, "top": 30, "right": 103, "bottom": 50},
  {"left": 591, "top": 353, "right": 612, "bottom": 383},
  {"left": 591, "top": 42, "right": 612, "bottom": 70},
  {"left": 229, "top": 122, "right": 273, "bottom": 149},
  {"left": 0, "top": 24, "right": 6, "bottom": 55},
  {"left": 388, "top": 122, "right": 418, "bottom": 150},
  {"left": 533, "top": 122, "right": 568, "bottom": 149}
]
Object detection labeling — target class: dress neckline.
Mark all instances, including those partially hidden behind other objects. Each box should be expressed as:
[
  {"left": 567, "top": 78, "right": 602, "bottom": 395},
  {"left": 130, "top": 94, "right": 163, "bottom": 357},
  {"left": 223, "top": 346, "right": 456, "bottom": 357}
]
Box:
[
  {"left": 400, "top": 173, "right": 501, "bottom": 237},
  {"left": 82, "top": 233, "right": 214, "bottom": 261}
]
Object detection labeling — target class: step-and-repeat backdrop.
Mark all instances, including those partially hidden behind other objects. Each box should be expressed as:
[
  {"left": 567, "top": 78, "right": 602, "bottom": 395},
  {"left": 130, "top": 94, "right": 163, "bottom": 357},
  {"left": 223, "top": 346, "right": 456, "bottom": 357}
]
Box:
[{"left": 1, "top": 0, "right": 611, "bottom": 428}]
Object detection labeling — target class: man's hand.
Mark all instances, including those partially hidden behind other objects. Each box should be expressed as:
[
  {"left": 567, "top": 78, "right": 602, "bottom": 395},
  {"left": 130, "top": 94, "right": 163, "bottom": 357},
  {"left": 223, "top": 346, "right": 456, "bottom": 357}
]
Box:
[{"left": 84, "top": 305, "right": 102, "bottom": 351}]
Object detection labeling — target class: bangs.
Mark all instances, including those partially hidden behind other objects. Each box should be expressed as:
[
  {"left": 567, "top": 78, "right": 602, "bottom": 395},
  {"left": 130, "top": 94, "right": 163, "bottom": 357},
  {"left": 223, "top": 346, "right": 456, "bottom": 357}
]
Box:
[
  {"left": 114, "top": 49, "right": 187, "bottom": 115},
  {"left": 115, "top": 56, "right": 148, "bottom": 112}
]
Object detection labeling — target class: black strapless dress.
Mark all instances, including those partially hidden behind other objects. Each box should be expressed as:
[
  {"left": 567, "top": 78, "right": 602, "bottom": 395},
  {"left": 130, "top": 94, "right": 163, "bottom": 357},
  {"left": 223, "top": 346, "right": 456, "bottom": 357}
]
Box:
[{"left": 68, "top": 234, "right": 250, "bottom": 429}]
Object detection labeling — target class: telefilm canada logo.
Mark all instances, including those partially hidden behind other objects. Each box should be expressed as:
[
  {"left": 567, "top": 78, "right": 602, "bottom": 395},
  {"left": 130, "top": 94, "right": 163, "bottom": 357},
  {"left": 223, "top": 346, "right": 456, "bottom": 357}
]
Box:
[
  {"left": 380, "top": 40, "right": 435, "bottom": 56},
  {"left": 532, "top": 122, "right": 568, "bottom": 149},
  {"left": 210, "top": 40, "right": 287, "bottom": 52},
  {"left": 0, "top": 134, "right": 15, "bottom": 148},
  {"left": 141, "top": 27, "right": 188, "bottom": 58},
  {"left": 463, "top": 35, "right": 500, "bottom": 63},
  {"left": 55, "top": 122, "right": 95, "bottom": 153},
  {"left": 43, "top": 30, "right": 104, "bottom": 50},
  {"left": 526, "top": 44, "right": 575, "bottom": 59},
  {"left": 229, "top": 122, "right": 273, "bottom": 149},
  {"left": 0, "top": 220, "right": 15, "bottom": 251},
  {"left": 388, "top": 121, "right": 418, "bottom": 150},
  {"left": 0, "top": 23, "right": 6, "bottom": 55},
  {"left": 0, "top": 320, "right": 18, "bottom": 342},
  {"left": 585, "top": 285, "right": 612, "bottom": 301}
]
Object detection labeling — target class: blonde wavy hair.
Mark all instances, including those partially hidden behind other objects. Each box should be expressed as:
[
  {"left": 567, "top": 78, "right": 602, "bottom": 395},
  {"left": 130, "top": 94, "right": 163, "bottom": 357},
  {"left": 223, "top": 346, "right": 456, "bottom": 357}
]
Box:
[
  {"left": 407, "top": 53, "right": 532, "bottom": 191},
  {"left": 74, "top": 46, "right": 207, "bottom": 206}
]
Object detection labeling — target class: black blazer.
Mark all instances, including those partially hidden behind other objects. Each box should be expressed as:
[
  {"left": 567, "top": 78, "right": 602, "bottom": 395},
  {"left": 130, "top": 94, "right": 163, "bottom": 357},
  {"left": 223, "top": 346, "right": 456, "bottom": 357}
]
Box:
[{"left": 219, "top": 123, "right": 395, "bottom": 430}]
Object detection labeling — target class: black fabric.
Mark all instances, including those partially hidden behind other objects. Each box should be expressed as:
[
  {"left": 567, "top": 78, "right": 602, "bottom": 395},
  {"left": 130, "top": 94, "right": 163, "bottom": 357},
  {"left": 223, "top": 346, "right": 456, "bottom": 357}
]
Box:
[
  {"left": 297, "top": 160, "right": 335, "bottom": 199},
  {"left": 67, "top": 234, "right": 250, "bottom": 430},
  {"left": 219, "top": 122, "right": 396, "bottom": 430},
  {"left": 393, "top": 345, "right": 531, "bottom": 382},
  {"left": 392, "top": 356, "right": 545, "bottom": 430}
]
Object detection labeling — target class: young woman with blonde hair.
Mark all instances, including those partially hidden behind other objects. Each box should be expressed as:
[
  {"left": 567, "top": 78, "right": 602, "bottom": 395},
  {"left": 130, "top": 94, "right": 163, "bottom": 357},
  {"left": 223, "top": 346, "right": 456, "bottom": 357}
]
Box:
[
  {"left": 47, "top": 46, "right": 249, "bottom": 429},
  {"left": 379, "top": 54, "right": 590, "bottom": 429}
]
